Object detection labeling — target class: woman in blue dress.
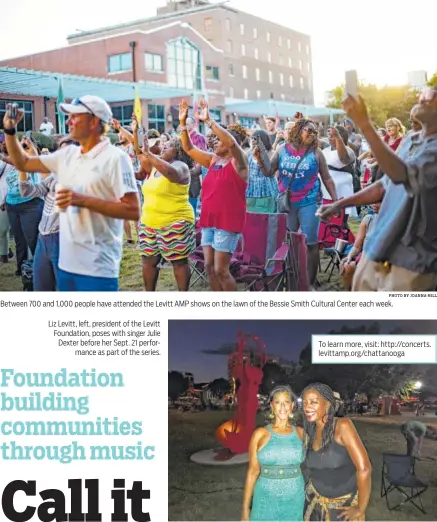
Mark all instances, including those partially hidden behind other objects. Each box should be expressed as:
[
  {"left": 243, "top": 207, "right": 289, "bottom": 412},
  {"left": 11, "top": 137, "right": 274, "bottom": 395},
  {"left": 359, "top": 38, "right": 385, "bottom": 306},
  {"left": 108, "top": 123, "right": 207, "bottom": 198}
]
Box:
[{"left": 242, "top": 385, "right": 305, "bottom": 521}]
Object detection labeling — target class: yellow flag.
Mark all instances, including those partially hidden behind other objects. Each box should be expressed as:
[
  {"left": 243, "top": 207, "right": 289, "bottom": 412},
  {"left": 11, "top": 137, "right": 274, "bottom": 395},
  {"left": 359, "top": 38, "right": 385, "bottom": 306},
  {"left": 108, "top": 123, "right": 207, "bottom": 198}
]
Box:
[{"left": 134, "top": 88, "right": 142, "bottom": 124}]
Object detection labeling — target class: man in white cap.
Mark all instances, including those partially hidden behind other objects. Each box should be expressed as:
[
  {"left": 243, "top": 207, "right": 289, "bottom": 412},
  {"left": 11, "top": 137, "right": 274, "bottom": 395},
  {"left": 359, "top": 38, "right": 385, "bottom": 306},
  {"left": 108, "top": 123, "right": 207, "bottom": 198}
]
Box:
[{"left": 2, "top": 95, "right": 140, "bottom": 291}]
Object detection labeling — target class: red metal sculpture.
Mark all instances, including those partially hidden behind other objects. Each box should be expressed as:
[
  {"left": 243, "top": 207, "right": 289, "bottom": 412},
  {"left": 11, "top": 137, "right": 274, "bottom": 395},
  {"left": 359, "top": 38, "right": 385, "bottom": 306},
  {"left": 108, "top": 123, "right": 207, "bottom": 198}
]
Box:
[{"left": 216, "top": 332, "right": 267, "bottom": 455}]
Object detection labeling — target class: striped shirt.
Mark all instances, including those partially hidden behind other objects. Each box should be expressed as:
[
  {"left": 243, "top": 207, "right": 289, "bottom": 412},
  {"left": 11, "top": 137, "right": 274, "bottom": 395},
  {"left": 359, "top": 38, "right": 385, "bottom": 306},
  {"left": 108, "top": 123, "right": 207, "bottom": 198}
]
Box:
[
  {"left": 246, "top": 153, "right": 279, "bottom": 198},
  {"left": 19, "top": 174, "right": 59, "bottom": 235}
]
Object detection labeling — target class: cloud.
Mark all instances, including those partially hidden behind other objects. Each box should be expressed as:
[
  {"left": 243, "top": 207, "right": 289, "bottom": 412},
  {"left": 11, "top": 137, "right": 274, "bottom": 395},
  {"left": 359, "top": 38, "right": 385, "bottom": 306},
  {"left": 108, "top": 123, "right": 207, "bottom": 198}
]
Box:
[{"left": 202, "top": 342, "right": 237, "bottom": 355}]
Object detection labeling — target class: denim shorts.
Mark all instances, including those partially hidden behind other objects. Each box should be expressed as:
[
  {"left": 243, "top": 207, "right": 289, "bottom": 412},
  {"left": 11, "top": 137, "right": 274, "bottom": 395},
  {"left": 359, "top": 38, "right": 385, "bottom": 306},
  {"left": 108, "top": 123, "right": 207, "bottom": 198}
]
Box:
[
  {"left": 201, "top": 227, "right": 241, "bottom": 254},
  {"left": 286, "top": 201, "right": 321, "bottom": 245}
]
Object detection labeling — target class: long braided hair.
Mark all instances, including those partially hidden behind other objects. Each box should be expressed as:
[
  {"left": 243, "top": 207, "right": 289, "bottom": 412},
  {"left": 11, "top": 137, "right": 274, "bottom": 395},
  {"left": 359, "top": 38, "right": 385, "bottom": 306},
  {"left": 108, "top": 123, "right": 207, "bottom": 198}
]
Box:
[
  {"left": 287, "top": 118, "right": 318, "bottom": 151},
  {"left": 302, "top": 382, "right": 336, "bottom": 452}
]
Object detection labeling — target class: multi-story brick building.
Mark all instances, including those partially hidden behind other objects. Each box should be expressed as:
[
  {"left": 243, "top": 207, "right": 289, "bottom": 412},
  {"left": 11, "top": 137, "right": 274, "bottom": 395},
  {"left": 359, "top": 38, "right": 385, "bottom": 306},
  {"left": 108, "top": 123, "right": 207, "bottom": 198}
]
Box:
[{"left": 0, "top": 0, "right": 319, "bottom": 132}]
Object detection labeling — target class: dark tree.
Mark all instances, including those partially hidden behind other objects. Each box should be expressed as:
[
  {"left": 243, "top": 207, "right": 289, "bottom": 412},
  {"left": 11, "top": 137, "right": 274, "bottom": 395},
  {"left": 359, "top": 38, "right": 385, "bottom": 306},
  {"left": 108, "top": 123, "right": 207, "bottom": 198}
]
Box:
[
  {"left": 261, "top": 362, "right": 287, "bottom": 395},
  {"left": 209, "top": 377, "right": 231, "bottom": 398},
  {"left": 168, "top": 371, "right": 188, "bottom": 403}
]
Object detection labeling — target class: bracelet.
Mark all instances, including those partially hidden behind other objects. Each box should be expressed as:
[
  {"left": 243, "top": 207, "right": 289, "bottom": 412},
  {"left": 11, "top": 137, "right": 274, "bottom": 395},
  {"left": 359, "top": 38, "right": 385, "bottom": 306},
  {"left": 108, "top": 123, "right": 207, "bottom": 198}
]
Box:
[
  {"left": 180, "top": 126, "right": 188, "bottom": 133},
  {"left": 206, "top": 119, "right": 214, "bottom": 128},
  {"left": 4, "top": 128, "right": 16, "bottom": 136}
]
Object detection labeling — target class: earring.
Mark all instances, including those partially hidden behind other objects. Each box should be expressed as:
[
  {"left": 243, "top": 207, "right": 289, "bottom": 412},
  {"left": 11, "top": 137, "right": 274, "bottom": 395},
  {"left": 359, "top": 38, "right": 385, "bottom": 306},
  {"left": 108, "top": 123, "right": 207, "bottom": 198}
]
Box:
[
  {"left": 269, "top": 410, "right": 275, "bottom": 420},
  {"left": 289, "top": 412, "right": 294, "bottom": 420}
]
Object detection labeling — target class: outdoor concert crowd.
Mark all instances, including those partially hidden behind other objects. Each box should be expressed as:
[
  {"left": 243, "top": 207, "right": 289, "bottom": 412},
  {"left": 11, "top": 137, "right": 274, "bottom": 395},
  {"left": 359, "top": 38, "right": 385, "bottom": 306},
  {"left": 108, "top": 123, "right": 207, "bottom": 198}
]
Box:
[{"left": 0, "top": 86, "right": 436, "bottom": 292}]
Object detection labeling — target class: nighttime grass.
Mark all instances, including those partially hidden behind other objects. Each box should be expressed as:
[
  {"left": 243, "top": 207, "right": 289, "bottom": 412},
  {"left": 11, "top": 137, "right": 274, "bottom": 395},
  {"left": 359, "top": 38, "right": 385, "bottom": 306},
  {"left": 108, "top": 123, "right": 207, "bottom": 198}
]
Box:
[
  {"left": 0, "top": 219, "right": 360, "bottom": 292},
  {"left": 168, "top": 410, "right": 437, "bottom": 522}
]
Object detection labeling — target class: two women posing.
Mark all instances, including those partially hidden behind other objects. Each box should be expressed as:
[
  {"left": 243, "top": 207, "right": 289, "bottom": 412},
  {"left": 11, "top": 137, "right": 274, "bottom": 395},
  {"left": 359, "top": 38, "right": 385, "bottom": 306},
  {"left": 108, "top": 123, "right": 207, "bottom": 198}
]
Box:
[{"left": 243, "top": 383, "right": 371, "bottom": 521}]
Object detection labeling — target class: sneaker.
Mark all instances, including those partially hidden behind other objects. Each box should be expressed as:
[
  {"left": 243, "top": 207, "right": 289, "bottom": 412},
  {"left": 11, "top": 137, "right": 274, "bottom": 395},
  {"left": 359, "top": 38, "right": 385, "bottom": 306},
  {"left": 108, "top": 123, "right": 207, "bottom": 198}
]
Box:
[{"left": 8, "top": 248, "right": 14, "bottom": 259}]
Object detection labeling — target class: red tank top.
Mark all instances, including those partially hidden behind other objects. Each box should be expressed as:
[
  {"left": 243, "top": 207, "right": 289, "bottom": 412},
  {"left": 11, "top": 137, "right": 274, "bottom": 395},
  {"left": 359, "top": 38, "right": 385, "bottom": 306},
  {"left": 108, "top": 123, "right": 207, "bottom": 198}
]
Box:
[{"left": 199, "top": 159, "right": 247, "bottom": 233}]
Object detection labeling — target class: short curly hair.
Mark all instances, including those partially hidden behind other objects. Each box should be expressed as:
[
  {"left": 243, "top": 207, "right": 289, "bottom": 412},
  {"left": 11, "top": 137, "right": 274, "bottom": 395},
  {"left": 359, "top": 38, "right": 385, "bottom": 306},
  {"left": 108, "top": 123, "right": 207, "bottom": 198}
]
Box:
[
  {"left": 288, "top": 119, "right": 318, "bottom": 151},
  {"left": 169, "top": 137, "right": 194, "bottom": 170}
]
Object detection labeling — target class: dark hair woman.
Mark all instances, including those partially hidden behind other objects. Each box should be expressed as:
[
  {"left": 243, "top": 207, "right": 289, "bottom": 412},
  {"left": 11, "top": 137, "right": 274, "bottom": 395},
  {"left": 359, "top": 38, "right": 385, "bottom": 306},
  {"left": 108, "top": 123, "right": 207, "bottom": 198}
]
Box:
[
  {"left": 179, "top": 99, "right": 248, "bottom": 291},
  {"left": 246, "top": 129, "right": 279, "bottom": 213},
  {"left": 137, "top": 135, "right": 196, "bottom": 291},
  {"left": 242, "top": 385, "right": 305, "bottom": 521},
  {"left": 302, "top": 383, "right": 371, "bottom": 521},
  {"left": 256, "top": 119, "right": 338, "bottom": 288}
]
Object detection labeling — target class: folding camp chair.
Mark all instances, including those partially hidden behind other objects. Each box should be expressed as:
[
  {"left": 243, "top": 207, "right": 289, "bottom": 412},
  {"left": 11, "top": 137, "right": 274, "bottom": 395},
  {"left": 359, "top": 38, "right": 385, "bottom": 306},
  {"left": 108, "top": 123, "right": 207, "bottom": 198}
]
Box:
[
  {"left": 318, "top": 207, "right": 355, "bottom": 282},
  {"left": 232, "top": 213, "right": 290, "bottom": 291},
  {"left": 381, "top": 453, "right": 428, "bottom": 514}
]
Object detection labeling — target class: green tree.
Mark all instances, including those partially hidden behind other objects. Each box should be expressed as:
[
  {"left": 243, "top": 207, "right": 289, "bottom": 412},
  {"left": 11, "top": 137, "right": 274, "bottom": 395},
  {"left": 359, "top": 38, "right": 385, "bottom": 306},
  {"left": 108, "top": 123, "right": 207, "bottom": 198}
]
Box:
[
  {"left": 327, "top": 82, "right": 420, "bottom": 128},
  {"left": 168, "top": 371, "right": 188, "bottom": 403},
  {"left": 428, "top": 72, "right": 437, "bottom": 88}
]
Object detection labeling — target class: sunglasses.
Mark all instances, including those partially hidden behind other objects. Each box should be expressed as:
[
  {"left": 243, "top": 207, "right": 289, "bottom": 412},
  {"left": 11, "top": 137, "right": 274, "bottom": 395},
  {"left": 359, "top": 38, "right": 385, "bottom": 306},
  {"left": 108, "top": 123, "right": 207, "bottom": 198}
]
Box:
[
  {"left": 418, "top": 89, "right": 437, "bottom": 104},
  {"left": 303, "top": 127, "right": 318, "bottom": 135},
  {"left": 71, "top": 98, "right": 95, "bottom": 117}
]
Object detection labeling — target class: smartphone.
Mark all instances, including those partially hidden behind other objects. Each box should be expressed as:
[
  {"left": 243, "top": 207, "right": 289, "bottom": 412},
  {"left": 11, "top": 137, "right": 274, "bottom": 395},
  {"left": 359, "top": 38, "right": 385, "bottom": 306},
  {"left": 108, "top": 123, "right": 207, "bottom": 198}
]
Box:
[
  {"left": 8, "top": 103, "right": 19, "bottom": 120},
  {"left": 345, "top": 70, "right": 358, "bottom": 98}
]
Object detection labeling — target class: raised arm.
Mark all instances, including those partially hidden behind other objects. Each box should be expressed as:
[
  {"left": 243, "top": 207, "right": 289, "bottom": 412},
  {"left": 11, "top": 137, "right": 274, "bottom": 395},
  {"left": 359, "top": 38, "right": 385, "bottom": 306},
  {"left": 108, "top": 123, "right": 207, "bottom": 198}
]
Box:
[
  {"left": 179, "top": 100, "right": 214, "bottom": 169},
  {"left": 3, "top": 106, "right": 50, "bottom": 174},
  {"left": 317, "top": 148, "right": 338, "bottom": 201},
  {"left": 337, "top": 418, "right": 372, "bottom": 521},
  {"left": 331, "top": 127, "right": 353, "bottom": 165},
  {"left": 112, "top": 118, "right": 135, "bottom": 144},
  {"left": 242, "top": 428, "right": 263, "bottom": 521},
  {"left": 139, "top": 137, "right": 190, "bottom": 185}
]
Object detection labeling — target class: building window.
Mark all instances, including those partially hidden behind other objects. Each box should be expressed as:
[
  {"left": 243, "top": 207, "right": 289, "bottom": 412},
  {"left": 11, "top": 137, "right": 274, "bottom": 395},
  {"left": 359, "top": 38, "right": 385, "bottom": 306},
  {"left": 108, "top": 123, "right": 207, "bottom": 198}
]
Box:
[
  {"left": 267, "top": 52, "right": 272, "bottom": 63},
  {"left": 229, "top": 63, "right": 234, "bottom": 76},
  {"left": 227, "top": 40, "right": 233, "bottom": 53},
  {"left": 268, "top": 70, "right": 273, "bottom": 84},
  {"left": 306, "top": 44, "right": 310, "bottom": 55},
  {"left": 279, "top": 55, "right": 284, "bottom": 66},
  {"left": 256, "top": 68, "right": 260, "bottom": 81},
  {"left": 229, "top": 86, "right": 234, "bottom": 97},
  {"left": 240, "top": 117, "right": 257, "bottom": 127},
  {"left": 225, "top": 18, "right": 231, "bottom": 31},
  {"left": 145, "top": 52, "right": 163, "bottom": 72},
  {"left": 244, "top": 88, "right": 249, "bottom": 99},
  {"left": 256, "top": 89, "right": 261, "bottom": 99},
  {"left": 307, "top": 62, "right": 311, "bottom": 72},
  {"left": 240, "top": 23, "right": 245, "bottom": 35},
  {"left": 278, "top": 35, "right": 282, "bottom": 46},
  {"left": 298, "top": 42, "right": 302, "bottom": 52},
  {"left": 0, "top": 100, "right": 33, "bottom": 132},
  {"left": 167, "top": 38, "right": 202, "bottom": 90},
  {"left": 300, "top": 77, "right": 304, "bottom": 89},
  {"left": 281, "top": 93, "right": 285, "bottom": 100},
  {"left": 108, "top": 53, "right": 132, "bottom": 73},
  {"left": 206, "top": 65, "right": 220, "bottom": 80},
  {"left": 279, "top": 73, "right": 284, "bottom": 86},
  {"left": 287, "top": 38, "right": 291, "bottom": 49},
  {"left": 288, "top": 57, "right": 292, "bottom": 68},
  {"left": 111, "top": 104, "right": 134, "bottom": 127},
  {"left": 267, "top": 31, "right": 271, "bottom": 43},
  {"left": 253, "top": 27, "right": 258, "bottom": 39},
  {"left": 241, "top": 44, "right": 246, "bottom": 56},
  {"left": 148, "top": 104, "right": 166, "bottom": 133},
  {"left": 289, "top": 75, "right": 294, "bottom": 88},
  {"left": 242, "top": 65, "right": 248, "bottom": 79},
  {"left": 204, "top": 17, "right": 213, "bottom": 31},
  {"left": 299, "top": 60, "right": 303, "bottom": 70}
]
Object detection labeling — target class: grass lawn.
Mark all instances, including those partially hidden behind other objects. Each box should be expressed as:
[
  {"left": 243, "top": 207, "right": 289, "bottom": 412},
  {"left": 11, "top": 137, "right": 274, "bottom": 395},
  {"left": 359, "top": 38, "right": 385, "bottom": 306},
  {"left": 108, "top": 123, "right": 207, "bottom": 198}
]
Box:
[
  {"left": 168, "top": 410, "right": 437, "bottom": 521},
  {"left": 0, "top": 220, "right": 360, "bottom": 292}
]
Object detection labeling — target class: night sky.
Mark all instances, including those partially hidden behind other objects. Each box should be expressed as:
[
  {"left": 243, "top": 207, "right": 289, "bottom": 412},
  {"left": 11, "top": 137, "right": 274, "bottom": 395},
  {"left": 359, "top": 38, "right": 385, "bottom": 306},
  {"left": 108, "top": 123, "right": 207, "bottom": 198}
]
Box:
[{"left": 168, "top": 320, "right": 437, "bottom": 382}]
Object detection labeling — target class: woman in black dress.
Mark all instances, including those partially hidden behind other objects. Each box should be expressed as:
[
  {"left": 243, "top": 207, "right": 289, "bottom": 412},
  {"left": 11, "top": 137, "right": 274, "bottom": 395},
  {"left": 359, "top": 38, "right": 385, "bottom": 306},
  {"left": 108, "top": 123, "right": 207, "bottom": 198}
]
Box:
[{"left": 302, "top": 383, "right": 371, "bottom": 521}]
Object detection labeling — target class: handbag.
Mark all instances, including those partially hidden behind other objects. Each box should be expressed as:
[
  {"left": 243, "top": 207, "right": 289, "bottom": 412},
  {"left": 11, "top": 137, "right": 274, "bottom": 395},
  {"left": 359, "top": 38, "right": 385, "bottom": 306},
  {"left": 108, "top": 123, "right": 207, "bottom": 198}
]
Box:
[{"left": 277, "top": 149, "right": 311, "bottom": 213}]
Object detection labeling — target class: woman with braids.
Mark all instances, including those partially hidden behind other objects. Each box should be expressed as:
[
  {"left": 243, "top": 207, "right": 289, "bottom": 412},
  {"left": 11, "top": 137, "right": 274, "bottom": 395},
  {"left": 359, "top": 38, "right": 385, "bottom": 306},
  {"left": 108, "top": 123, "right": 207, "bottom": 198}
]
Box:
[
  {"left": 255, "top": 119, "right": 337, "bottom": 288},
  {"left": 137, "top": 135, "right": 196, "bottom": 291},
  {"left": 242, "top": 385, "right": 305, "bottom": 521},
  {"left": 301, "top": 383, "right": 371, "bottom": 521},
  {"left": 179, "top": 99, "right": 248, "bottom": 291}
]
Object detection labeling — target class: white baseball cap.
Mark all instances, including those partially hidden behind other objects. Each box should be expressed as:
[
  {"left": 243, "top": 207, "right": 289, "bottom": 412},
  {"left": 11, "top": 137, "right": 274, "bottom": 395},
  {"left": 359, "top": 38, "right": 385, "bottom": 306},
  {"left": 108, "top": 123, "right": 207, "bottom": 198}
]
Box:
[{"left": 59, "top": 95, "right": 113, "bottom": 124}]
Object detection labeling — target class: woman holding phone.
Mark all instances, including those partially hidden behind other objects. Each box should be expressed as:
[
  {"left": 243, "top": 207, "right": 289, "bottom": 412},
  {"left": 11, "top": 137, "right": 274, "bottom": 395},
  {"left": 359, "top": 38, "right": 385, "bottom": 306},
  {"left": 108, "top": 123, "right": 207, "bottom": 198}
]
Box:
[{"left": 246, "top": 130, "right": 278, "bottom": 213}]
